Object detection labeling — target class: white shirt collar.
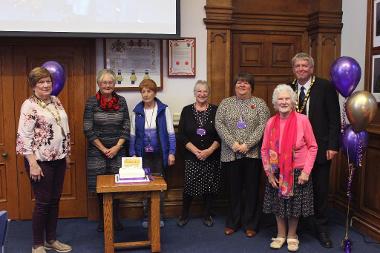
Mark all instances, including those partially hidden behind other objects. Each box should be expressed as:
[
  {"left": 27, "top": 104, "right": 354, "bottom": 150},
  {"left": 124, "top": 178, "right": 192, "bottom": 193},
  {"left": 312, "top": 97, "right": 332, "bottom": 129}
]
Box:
[{"left": 297, "top": 77, "right": 312, "bottom": 91}]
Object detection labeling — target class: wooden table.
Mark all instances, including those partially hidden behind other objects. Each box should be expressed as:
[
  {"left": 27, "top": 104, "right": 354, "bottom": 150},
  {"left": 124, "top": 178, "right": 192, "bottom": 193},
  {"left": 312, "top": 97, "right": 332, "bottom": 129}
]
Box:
[{"left": 96, "top": 175, "right": 167, "bottom": 253}]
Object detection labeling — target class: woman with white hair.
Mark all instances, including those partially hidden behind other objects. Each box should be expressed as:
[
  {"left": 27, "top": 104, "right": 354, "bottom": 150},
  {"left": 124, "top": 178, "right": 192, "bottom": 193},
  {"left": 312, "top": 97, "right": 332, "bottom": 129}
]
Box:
[
  {"left": 177, "top": 80, "right": 221, "bottom": 227},
  {"left": 261, "top": 84, "right": 318, "bottom": 252}
]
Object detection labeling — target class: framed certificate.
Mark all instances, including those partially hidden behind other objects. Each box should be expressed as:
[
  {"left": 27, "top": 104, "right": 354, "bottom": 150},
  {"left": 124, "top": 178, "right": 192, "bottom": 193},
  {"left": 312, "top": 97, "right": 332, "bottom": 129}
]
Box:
[
  {"left": 371, "top": 55, "right": 380, "bottom": 101},
  {"left": 168, "top": 38, "right": 196, "bottom": 77},
  {"left": 104, "top": 39, "right": 163, "bottom": 91},
  {"left": 374, "top": 0, "right": 380, "bottom": 47}
]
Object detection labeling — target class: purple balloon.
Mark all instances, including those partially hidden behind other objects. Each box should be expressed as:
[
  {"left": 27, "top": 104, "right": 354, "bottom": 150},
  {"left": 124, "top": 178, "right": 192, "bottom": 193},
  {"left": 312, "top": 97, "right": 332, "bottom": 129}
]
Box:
[
  {"left": 342, "top": 125, "right": 368, "bottom": 167},
  {"left": 330, "top": 56, "right": 361, "bottom": 98},
  {"left": 42, "top": 61, "right": 65, "bottom": 96}
]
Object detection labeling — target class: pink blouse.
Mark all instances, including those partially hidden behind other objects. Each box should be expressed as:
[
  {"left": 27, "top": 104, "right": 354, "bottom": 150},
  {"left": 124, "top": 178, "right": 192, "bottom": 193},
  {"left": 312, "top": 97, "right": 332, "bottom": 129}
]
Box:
[
  {"left": 16, "top": 96, "right": 71, "bottom": 161},
  {"left": 261, "top": 112, "right": 317, "bottom": 175}
]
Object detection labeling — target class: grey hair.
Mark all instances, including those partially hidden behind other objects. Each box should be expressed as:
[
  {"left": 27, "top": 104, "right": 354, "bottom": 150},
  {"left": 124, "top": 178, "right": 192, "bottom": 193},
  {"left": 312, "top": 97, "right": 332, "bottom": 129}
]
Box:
[
  {"left": 272, "top": 84, "right": 297, "bottom": 111},
  {"left": 96, "top": 69, "right": 116, "bottom": 84},
  {"left": 291, "top": 52, "right": 314, "bottom": 68},
  {"left": 193, "top": 80, "right": 209, "bottom": 95}
]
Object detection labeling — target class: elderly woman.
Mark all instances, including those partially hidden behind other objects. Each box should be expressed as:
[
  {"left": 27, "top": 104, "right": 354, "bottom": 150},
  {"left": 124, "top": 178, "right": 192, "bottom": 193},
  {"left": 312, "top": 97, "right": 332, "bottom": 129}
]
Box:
[
  {"left": 177, "top": 80, "right": 221, "bottom": 227},
  {"left": 215, "top": 72, "right": 270, "bottom": 237},
  {"left": 129, "top": 78, "right": 176, "bottom": 228},
  {"left": 83, "top": 69, "right": 130, "bottom": 232},
  {"left": 261, "top": 84, "right": 317, "bottom": 252},
  {"left": 16, "top": 67, "right": 72, "bottom": 253}
]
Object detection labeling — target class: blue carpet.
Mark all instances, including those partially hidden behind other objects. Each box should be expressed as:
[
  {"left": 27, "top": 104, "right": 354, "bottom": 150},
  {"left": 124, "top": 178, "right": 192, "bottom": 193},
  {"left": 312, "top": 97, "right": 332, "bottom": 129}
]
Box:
[{"left": 5, "top": 210, "right": 380, "bottom": 252}]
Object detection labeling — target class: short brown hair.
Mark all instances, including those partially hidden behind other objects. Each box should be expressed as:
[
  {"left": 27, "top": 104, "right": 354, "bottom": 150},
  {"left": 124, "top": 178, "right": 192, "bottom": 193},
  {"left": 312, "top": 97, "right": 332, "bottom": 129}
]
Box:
[
  {"left": 28, "top": 67, "right": 52, "bottom": 88},
  {"left": 233, "top": 72, "right": 255, "bottom": 90},
  {"left": 139, "top": 79, "right": 158, "bottom": 93}
]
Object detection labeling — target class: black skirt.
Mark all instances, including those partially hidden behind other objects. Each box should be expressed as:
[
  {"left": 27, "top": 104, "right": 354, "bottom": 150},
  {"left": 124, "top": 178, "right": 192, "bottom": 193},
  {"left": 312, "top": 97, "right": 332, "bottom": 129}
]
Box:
[
  {"left": 263, "top": 169, "right": 314, "bottom": 218},
  {"left": 184, "top": 159, "right": 221, "bottom": 197}
]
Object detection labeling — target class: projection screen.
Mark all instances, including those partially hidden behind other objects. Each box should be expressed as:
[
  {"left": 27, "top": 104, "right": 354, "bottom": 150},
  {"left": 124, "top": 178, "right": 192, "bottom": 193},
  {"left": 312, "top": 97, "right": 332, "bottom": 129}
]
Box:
[{"left": 0, "top": 0, "right": 180, "bottom": 38}]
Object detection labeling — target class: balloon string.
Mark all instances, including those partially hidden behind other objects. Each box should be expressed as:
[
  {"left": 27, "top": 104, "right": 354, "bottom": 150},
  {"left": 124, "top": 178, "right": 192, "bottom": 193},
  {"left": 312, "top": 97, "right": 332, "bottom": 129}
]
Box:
[
  {"left": 345, "top": 146, "right": 350, "bottom": 239},
  {"left": 345, "top": 145, "right": 355, "bottom": 240},
  {"left": 341, "top": 98, "right": 347, "bottom": 133},
  {"left": 358, "top": 134, "right": 363, "bottom": 167}
]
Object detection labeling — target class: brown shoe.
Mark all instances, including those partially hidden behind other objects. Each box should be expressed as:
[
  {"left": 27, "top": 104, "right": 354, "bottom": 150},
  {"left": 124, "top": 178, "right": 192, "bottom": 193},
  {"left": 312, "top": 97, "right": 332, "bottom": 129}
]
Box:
[
  {"left": 224, "top": 227, "right": 235, "bottom": 235},
  {"left": 245, "top": 229, "right": 257, "bottom": 238}
]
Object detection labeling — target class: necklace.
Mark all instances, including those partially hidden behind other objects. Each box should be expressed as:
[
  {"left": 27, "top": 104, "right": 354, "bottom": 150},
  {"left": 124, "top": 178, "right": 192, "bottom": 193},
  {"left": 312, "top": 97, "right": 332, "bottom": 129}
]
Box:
[
  {"left": 192, "top": 104, "right": 210, "bottom": 137},
  {"left": 193, "top": 104, "right": 209, "bottom": 126},
  {"left": 34, "top": 95, "right": 62, "bottom": 127},
  {"left": 235, "top": 97, "right": 250, "bottom": 129},
  {"left": 293, "top": 76, "right": 315, "bottom": 113},
  {"left": 195, "top": 102, "right": 208, "bottom": 111},
  {"left": 144, "top": 104, "right": 156, "bottom": 143}
]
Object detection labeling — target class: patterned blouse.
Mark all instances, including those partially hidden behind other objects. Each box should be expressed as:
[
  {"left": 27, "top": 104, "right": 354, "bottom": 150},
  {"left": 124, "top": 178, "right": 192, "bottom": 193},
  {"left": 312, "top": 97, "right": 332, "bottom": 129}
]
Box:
[
  {"left": 215, "top": 96, "right": 270, "bottom": 162},
  {"left": 16, "top": 96, "right": 71, "bottom": 161}
]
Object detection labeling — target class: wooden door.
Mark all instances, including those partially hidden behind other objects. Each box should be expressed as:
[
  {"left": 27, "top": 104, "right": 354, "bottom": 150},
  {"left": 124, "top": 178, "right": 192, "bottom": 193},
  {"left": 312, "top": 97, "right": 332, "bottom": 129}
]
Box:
[
  {"left": 0, "top": 38, "right": 95, "bottom": 219},
  {"left": 232, "top": 33, "right": 303, "bottom": 109},
  {"left": 0, "top": 46, "right": 19, "bottom": 218}
]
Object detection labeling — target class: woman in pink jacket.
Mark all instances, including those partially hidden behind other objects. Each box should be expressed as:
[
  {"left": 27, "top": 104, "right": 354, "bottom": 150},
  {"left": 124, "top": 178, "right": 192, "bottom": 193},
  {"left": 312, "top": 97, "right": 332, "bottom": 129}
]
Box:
[{"left": 261, "top": 84, "right": 318, "bottom": 252}]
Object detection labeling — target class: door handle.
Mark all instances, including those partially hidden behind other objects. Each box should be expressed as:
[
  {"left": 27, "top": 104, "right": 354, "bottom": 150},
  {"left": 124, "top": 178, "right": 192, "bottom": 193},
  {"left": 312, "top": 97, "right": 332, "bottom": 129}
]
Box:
[{"left": 2, "top": 152, "right": 8, "bottom": 158}]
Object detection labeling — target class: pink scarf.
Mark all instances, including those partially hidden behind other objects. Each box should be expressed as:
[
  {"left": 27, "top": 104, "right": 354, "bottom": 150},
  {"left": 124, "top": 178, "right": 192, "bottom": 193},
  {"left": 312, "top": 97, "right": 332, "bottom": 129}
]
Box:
[{"left": 267, "top": 111, "right": 297, "bottom": 198}]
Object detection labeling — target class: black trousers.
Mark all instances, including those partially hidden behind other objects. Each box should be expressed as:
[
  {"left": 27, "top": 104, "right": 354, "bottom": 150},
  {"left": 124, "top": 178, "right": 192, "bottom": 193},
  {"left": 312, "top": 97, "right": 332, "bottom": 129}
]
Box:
[
  {"left": 142, "top": 152, "right": 165, "bottom": 217},
  {"left": 311, "top": 161, "right": 331, "bottom": 233},
  {"left": 26, "top": 159, "right": 66, "bottom": 246},
  {"left": 223, "top": 157, "right": 261, "bottom": 231}
]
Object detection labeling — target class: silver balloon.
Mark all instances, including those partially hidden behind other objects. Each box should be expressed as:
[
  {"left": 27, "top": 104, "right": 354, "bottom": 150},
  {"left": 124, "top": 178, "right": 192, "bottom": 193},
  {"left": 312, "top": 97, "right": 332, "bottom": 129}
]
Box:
[{"left": 346, "top": 91, "right": 378, "bottom": 132}]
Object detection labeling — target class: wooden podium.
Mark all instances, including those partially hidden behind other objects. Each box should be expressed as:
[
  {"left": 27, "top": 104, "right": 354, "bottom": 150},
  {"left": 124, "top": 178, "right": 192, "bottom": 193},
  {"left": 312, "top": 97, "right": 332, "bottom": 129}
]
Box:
[{"left": 96, "top": 175, "right": 167, "bottom": 253}]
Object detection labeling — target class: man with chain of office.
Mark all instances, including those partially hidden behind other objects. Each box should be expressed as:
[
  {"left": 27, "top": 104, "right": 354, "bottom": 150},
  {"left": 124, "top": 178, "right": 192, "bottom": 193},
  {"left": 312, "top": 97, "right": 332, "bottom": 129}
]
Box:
[{"left": 290, "top": 52, "right": 341, "bottom": 248}]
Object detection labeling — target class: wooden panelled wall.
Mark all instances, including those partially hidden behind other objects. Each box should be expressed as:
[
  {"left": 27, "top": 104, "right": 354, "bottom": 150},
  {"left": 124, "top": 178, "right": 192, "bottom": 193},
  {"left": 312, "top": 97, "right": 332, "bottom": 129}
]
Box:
[
  {"left": 0, "top": 38, "right": 95, "bottom": 219},
  {"left": 205, "top": 0, "right": 342, "bottom": 105},
  {"left": 205, "top": 0, "right": 380, "bottom": 241}
]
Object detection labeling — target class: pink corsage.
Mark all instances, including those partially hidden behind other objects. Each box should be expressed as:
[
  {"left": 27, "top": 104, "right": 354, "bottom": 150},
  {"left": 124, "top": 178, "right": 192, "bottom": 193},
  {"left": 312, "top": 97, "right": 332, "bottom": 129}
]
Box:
[{"left": 250, "top": 104, "right": 256, "bottom": 109}]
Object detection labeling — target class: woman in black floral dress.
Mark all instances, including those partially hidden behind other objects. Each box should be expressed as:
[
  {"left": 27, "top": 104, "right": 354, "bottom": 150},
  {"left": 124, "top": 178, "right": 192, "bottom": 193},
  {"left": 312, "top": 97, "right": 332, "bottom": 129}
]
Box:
[{"left": 177, "top": 80, "right": 221, "bottom": 227}]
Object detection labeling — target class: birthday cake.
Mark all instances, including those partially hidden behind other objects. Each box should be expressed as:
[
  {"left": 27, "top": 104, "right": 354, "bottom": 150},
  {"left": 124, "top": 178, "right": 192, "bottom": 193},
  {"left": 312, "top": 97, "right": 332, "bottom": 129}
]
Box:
[{"left": 119, "top": 157, "right": 145, "bottom": 179}]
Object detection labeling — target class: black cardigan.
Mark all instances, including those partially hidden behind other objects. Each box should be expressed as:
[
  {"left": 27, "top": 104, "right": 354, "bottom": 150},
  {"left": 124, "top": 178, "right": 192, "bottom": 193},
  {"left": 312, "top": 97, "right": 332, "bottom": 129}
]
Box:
[{"left": 178, "top": 104, "right": 220, "bottom": 161}]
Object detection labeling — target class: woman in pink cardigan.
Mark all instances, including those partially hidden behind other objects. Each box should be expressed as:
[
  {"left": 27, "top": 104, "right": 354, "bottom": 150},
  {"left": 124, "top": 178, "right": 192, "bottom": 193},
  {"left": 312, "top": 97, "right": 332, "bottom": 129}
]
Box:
[{"left": 261, "top": 84, "right": 318, "bottom": 252}]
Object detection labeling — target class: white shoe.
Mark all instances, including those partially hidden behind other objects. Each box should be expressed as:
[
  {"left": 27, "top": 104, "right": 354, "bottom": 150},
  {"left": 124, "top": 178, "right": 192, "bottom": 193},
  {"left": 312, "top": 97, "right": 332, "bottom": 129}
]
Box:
[
  {"left": 270, "top": 237, "right": 286, "bottom": 249},
  {"left": 44, "top": 240, "right": 72, "bottom": 252},
  {"left": 287, "top": 236, "right": 299, "bottom": 252}
]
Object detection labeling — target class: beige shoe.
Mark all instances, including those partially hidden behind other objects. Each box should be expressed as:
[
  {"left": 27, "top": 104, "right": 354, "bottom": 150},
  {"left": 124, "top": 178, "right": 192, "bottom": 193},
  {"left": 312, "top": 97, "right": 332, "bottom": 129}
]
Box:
[
  {"left": 270, "top": 237, "right": 286, "bottom": 249},
  {"left": 287, "top": 236, "right": 299, "bottom": 252},
  {"left": 32, "top": 246, "right": 46, "bottom": 253},
  {"left": 44, "top": 240, "right": 72, "bottom": 252}
]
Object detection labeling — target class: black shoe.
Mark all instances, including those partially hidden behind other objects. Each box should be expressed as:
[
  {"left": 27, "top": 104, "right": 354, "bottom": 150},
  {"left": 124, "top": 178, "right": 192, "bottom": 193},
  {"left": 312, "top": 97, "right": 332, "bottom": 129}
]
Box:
[
  {"left": 97, "top": 222, "right": 104, "bottom": 232},
  {"left": 114, "top": 220, "right": 124, "bottom": 231},
  {"left": 177, "top": 216, "right": 189, "bottom": 227},
  {"left": 203, "top": 216, "right": 214, "bottom": 227},
  {"left": 318, "top": 232, "right": 333, "bottom": 248}
]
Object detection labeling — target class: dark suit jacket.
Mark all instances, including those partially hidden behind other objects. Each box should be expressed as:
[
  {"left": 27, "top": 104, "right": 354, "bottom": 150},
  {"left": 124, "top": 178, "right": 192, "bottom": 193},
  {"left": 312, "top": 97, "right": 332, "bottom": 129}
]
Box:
[{"left": 291, "top": 77, "right": 341, "bottom": 164}]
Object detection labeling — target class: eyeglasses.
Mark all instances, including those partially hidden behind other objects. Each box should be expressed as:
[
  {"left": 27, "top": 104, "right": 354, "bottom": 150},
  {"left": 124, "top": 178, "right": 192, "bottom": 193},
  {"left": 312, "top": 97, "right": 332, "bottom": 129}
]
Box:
[
  {"left": 36, "top": 80, "right": 52, "bottom": 85},
  {"left": 100, "top": 81, "right": 115, "bottom": 85}
]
